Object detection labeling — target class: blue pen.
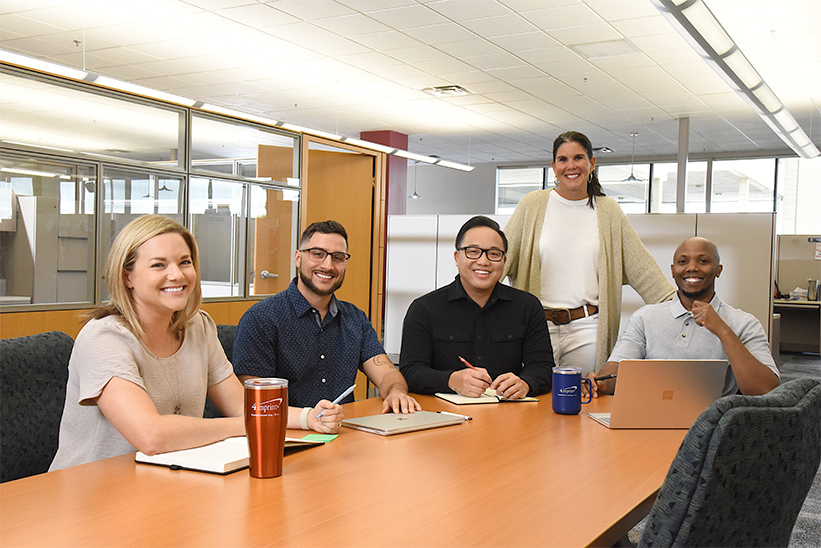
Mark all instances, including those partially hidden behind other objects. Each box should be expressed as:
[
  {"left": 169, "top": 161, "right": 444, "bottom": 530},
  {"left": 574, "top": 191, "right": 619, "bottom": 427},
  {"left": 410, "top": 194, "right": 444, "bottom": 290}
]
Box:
[{"left": 316, "top": 384, "right": 356, "bottom": 418}]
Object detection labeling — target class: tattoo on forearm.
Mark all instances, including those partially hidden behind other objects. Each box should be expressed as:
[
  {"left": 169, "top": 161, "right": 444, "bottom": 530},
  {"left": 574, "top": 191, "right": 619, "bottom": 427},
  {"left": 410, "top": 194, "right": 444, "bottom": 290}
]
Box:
[{"left": 373, "top": 355, "right": 396, "bottom": 368}]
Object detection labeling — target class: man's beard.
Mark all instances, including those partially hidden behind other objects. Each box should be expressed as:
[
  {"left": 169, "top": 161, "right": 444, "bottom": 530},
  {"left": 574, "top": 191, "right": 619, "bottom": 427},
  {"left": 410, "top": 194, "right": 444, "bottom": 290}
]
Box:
[
  {"left": 680, "top": 286, "right": 711, "bottom": 301},
  {"left": 299, "top": 268, "right": 344, "bottom": 296}
]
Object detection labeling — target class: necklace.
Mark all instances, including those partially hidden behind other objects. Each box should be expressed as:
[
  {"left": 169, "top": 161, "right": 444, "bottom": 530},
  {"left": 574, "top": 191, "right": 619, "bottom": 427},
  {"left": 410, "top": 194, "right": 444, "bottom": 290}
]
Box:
[
  {"left": 144, "top": 329, "right": 183, "bottom": 415},
  {"left": 159, "top": 362, "right": 182, "bottom": 415}
]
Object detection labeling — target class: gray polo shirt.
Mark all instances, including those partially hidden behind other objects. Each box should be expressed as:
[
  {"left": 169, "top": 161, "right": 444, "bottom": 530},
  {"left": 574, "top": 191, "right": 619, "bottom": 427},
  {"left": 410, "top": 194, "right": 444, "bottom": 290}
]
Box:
[{"left": 608, "top": 293, "right": 779, "bottom": 396}]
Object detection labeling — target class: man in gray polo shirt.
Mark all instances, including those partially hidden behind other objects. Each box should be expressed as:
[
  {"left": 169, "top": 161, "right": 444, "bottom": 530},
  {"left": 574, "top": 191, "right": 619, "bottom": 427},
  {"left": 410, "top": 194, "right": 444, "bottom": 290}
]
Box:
[{"left": 587, "top": 237, "right": 779, "bottom": 397}]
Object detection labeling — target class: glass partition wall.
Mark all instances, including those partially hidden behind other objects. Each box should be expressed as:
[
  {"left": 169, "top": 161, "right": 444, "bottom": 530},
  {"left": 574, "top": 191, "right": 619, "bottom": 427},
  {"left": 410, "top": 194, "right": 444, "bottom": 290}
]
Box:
[{"left": 0, "top": 64, "right": 300, "bottom": 309}]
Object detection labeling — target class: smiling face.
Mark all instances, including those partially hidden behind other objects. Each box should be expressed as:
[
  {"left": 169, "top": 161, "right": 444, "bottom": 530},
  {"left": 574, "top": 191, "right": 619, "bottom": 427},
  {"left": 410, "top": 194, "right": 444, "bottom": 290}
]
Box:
[
  {"left": 551, "top": 141, "right": 596, "bottom": 200},
  {"left": 295, "top": 231, "right": 348, "bottom": 297},
  {"left": 671, "top": 237, "right": 723, "bottom": 305},
  {"left": 123, "top": 231, "right": 196, "bottom": 322},
  {"left": 455, "top": 226, "right": 506, "bottom": 306}
]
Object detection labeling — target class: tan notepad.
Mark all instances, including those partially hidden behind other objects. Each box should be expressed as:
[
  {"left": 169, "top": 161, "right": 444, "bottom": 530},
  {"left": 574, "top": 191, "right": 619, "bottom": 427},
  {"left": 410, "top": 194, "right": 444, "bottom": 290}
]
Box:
[{"left": 435, "top": 388, "right": 539, "bottom": 405}]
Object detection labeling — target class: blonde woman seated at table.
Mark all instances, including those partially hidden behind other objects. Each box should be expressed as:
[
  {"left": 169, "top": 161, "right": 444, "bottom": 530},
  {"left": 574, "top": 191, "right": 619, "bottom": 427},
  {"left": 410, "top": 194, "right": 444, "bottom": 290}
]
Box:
[{"left": 50, "top": 215, "right": 342, "bottom": 471}]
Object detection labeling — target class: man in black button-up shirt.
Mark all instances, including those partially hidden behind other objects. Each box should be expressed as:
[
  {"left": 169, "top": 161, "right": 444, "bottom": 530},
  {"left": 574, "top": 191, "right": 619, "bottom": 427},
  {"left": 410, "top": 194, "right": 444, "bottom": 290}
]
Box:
[{"left": 399, "top": 216, "right": 554, "bottom": 398}]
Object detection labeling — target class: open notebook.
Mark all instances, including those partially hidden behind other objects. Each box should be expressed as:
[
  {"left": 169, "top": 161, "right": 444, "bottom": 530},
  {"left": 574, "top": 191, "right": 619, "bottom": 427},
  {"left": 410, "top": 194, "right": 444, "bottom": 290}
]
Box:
[
  {"left": 135, "top": 436, "right": 323, "bottom": 475},
  {"left": 587, "top": 359, "right": 728, "bottom": 429},
  {"left": 435, "top": 388, "right": 539, "bottom": 405}
]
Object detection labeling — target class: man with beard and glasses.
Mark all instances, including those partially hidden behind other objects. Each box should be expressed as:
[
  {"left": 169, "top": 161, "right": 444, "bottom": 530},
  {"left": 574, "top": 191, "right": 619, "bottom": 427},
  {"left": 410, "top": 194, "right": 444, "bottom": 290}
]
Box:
[
  {"left": 586, "top": 237, "right": 779, "bottom": 398},
  {"left": 233, "top": 221, "right": 420, "bottom": 434}
]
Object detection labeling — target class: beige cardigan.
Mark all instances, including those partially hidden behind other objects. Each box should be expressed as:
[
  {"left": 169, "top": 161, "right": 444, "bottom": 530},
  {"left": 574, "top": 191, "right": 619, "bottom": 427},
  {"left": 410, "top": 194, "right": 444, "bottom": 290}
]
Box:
[{"left": 503, "top": 189, "right": 675, "bottom": 370}]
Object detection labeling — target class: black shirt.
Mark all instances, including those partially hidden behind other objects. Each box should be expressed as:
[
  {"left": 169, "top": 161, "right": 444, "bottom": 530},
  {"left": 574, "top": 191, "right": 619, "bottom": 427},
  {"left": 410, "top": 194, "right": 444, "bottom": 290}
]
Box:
[{"left": 398, "top": 276, "right": 554, "bottom": 396}]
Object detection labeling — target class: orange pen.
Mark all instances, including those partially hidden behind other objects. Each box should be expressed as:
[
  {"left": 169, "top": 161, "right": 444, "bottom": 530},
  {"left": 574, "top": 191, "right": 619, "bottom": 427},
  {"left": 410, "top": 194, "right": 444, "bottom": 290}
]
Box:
[{"left": 458, "top": 356, "right": 491, "bottom": 384}]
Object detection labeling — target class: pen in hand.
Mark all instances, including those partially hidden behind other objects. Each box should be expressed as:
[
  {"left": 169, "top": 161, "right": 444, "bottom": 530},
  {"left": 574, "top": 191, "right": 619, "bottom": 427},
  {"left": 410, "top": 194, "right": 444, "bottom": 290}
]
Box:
[
  {"left": 458, "top": 356, "right": 491, "bottom": 385},
  {"left": 594, "top": 374, "right": 617, "bottom": 382},
  {"left": 316, "top": 384, "right": 356, "bottom": 419}
]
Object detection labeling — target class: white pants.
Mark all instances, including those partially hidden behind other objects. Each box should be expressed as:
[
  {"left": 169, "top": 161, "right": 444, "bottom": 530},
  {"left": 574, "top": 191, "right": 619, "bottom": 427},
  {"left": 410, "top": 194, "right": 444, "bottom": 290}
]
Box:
[{"left": 548, "top": 314, "right": 598, "bottom": 375}]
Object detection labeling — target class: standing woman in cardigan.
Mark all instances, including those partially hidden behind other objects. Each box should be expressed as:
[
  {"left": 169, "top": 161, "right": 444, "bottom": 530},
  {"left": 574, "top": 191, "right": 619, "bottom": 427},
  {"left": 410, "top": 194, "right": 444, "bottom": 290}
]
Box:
[{"left": 503, "top": 131, "right": 675, "bottom": 374}]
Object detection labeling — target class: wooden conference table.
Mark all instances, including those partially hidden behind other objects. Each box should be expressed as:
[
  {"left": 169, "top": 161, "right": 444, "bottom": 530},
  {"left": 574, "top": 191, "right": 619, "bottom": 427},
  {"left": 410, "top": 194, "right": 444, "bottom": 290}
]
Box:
[{"left": 0, "top": 394, "right": 687, "bottom": 548}]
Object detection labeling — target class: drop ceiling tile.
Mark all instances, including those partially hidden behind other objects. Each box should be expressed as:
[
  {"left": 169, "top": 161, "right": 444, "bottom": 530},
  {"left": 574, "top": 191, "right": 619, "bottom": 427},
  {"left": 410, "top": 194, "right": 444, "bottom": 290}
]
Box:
[
  {"left": 424, "top": 0, "right": 512, "bottom": 21},
  {"left": 434, "top": 38, "right": 505, "bottom": 58},
  {"left": 263, "top": 0, "right": 356, "bottom": 21},
  {"left": 365, "top": 4, "right": 451, "bottom": 29},
  {"left": 337, "top": 0, "right": 417, "bottom": 12},
  {"left": 413, "top": 57, "right": 477, "bottom": 75},
  {"left": 349, "top": 30, "right": 423, "bottom": 51},
  {"left": 610, "top": 16, "right": 673, "bottom": 39},
  {"left": 336, "top": 50, "right": 405, "bottom": 69},
  {"left": 402, "top": 22, "right": 480, "bottom": 44},
  {"left": 484, "top": 64, "right": 547, "bottom": 80},
  {"left": 80, "top": 46, "right": 164, "bottom": 67},
  {"left": 458, "top": 15, "right": 540, "bottom": 38},
  {"left": 520, "top": 5, "right": 604, "bottom": 31},
  {"left": 380, "top": 45, "right": 453, "bottom": 64},
  {"left": 1, "top": 35, "right": 77, "bottom": 56},
  {"left": 506, "top": 75, "right": 578, "bottom": 98},
  {"left": 490, "top": 32, "right": 561, "bottom": 52},
  {"left": 547, "top": 23, "right": 622, "bottom": 46},
  {"left": 461, "top": 52, "right": 524, "bottom": 70},
  {"left": 515, "top": 46, "right": 578, "bottom": 65},
  {"left": 0, "top": 13, "right": 67, "bottom": 36},
  {"left": 310, "top": 13, "right": 393, "bottom": 36},
  {"left": 216, "top": 4, "right": 300, "bottom": 27},
  {"left": 586, "top": 0, "right": 660, "bottom": 21}
]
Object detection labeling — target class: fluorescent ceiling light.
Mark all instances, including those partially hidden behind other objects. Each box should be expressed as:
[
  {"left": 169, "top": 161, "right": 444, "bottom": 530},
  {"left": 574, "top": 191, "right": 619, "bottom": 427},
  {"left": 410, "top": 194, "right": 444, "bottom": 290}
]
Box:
[
  {"left": 751, "top": 85, "right": 782, "bottom": 114},
  {"left": 394, "top": 149, "right": 437, "bottom": 163},
  {"left": 0, "top": 49, "right": 88, "bottom": 81},
  {"left": 652, "top": 0, "right": 819, "bottom": 158},
  {"left": 434, "top": 159, "right": 474, "bottom": 172},
  {"left": 92, "top": 75, "right": 197, "bottom": 107},
  {"left": 571, "top": 40, "right": 637, "bottom": 59},
  {"left": 680, "top": 1, "right": 734, "bottom": 56},
  {"left": 2, "top": 49, "right": 475, "bottom": 171},
  {"left": 341, "top": 137, "right": 396, "bottom": 155}
]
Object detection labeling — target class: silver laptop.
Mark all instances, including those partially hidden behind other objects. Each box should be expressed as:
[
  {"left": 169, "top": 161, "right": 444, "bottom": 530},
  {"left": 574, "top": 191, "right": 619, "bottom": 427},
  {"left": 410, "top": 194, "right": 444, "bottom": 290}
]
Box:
[
  {"left": 341, "top": 410, "right": 464, "bottom": 436},
  {"left": 588, "top": 359, "right": 728, "bottom": 429}
]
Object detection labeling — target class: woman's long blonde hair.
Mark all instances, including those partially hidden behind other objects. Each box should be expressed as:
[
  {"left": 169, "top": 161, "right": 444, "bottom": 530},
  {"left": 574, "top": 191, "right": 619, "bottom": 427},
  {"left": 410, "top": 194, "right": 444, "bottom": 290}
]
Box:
[{"left": 88, "top": 215, "right": 202, "bottom": 339}]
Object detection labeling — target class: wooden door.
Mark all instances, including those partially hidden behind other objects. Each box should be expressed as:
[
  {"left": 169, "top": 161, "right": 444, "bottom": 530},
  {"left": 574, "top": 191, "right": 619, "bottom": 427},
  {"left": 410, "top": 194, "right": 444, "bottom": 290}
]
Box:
[{"left": 302, "top": 138, "right": 387, "bottom": 399}]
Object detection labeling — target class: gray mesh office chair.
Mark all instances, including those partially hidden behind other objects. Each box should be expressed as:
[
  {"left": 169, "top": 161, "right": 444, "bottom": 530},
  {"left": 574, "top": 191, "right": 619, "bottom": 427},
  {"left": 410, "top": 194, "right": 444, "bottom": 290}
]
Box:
[{"left": 638, "top": 378, "right": 821, "bottom": 547}]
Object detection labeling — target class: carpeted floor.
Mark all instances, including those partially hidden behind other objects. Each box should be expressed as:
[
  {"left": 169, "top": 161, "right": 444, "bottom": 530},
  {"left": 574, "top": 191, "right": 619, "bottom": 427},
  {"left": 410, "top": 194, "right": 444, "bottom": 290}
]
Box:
[{"left": 627, "top": 351, "right": 821, "bottom": 547}]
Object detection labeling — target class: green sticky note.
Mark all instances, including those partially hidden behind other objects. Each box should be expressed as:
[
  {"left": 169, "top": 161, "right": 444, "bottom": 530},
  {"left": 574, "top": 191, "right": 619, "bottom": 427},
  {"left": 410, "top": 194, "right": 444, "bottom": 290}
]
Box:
[{"left": 302, "top": 433, "right": 338, "bottom": 442}]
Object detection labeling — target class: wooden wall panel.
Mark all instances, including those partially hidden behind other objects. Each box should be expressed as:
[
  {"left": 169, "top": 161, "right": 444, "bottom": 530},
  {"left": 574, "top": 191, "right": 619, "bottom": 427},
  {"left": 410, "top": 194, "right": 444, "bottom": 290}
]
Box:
[{"left": 0, "top": 300, "right": 258, "bottom": 340}]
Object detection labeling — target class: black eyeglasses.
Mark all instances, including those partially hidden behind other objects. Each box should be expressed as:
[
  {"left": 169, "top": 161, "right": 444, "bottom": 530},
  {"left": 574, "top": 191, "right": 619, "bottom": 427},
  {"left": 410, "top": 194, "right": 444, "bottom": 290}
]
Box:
[
  {"left": 458, "top": 246, "right": 505, "bottom": 262},
  {"left": 300, "top": 247, "right": 351, "bottom": 264}
]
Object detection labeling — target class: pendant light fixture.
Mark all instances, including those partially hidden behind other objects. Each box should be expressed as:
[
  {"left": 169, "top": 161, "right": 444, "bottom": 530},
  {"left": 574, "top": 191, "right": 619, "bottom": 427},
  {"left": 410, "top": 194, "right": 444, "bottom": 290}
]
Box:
[
  {"left": 408, "top": 161, "right": 423, "bottom": 199},
  {"left": 624, "top": 132, "right": 641, "bottom": 182}
]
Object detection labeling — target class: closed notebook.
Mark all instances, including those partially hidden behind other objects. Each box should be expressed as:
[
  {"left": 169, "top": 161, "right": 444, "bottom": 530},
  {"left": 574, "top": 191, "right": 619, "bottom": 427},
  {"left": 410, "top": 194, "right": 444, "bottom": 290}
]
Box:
[
  {"left": 435, "top": 388, "right": 539, "bottom": 405},
  {"left": 135, "top": 436, "right": 323, "bottom": 475}
]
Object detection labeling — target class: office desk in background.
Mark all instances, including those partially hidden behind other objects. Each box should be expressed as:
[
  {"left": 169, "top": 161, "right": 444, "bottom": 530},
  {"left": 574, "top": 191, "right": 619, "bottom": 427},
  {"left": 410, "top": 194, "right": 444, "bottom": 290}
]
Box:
[
  {"left": 774, "top": 299, "right": 821, "bottom": 354},
  {"left": 0, "top": 395, "right": 687, "bottom": 548}
]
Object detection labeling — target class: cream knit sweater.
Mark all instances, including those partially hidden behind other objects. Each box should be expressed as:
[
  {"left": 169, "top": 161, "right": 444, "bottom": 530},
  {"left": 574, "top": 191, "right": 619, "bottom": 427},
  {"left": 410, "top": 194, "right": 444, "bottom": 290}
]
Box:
[{"left": 503, "top": 189, "right": 675, "bottom": 370}]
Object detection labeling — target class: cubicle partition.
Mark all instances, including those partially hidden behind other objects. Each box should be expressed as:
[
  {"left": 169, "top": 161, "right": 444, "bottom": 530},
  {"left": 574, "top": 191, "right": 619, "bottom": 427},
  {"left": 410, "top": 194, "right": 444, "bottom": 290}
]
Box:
[{"left": 384, "top": 213, "right": 776, "bottom": 362}]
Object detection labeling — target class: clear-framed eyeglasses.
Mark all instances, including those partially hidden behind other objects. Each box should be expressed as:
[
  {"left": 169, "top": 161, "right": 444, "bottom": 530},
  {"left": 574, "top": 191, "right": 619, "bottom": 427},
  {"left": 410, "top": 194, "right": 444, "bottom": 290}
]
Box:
[
  {"left": 458, "top": 246, "right": 505, "bottom": 262},
  {"left": 300, "top": 247, "right": 351, "bottom": 264}
]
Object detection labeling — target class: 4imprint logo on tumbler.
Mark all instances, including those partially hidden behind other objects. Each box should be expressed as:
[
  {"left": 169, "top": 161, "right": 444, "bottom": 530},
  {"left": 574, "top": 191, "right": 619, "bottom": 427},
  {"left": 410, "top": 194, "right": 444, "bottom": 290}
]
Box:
[{"left": 252, "top": 398, "right": 283, "bottom": 415}]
